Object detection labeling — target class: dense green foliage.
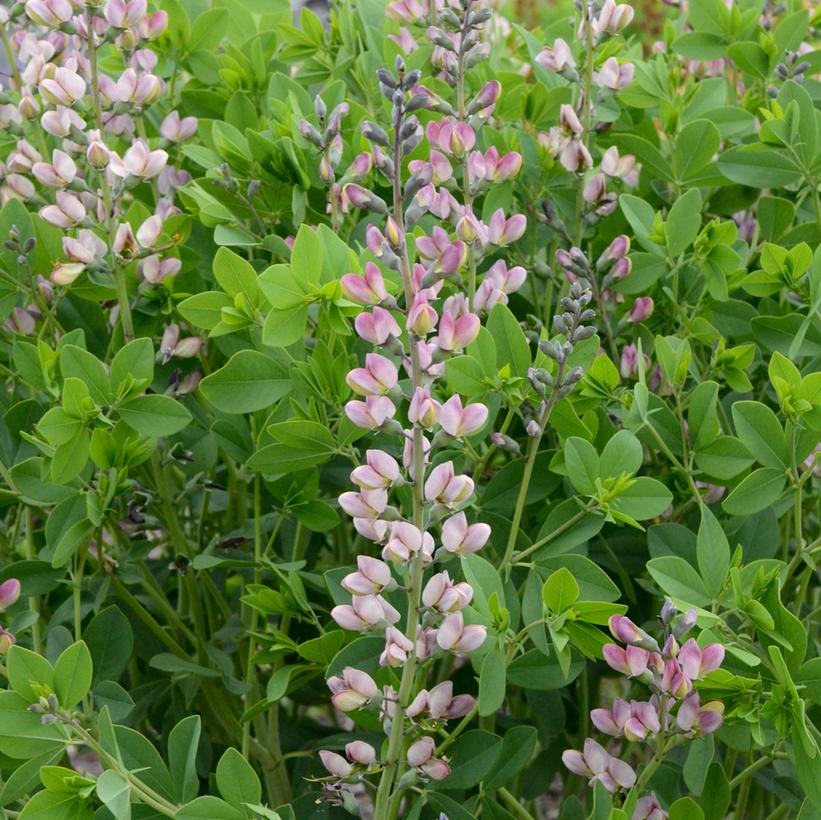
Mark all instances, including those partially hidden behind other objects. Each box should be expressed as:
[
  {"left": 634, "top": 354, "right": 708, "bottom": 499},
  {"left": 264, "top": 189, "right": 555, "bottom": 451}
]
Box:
[{"left": 0, "top": 0, "right": 819, "bottom": 818}]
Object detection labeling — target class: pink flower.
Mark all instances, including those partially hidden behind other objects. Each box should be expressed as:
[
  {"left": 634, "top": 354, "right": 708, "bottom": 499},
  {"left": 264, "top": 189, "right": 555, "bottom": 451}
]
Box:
[
  {"left": 677, "top": 639, "right": 724, "bottom": 680},
  {"left": 32, "top": 149, "right": 76, "bottom": 187},
  {"left": 355, "top": 307, "right": 402, "bottom": 344},
  {"left": 338, "top": 489, "right": 387, "bottom": 520},
  {"left": 436, "top": 612, "right": 486, "bottom": 653},
  {"left": 345, "top": 395, "right": 396, "bottom": 429},
  {"left": 40, "top": 191, "right": 86, "bottom": 228},
  {"left": 383, "top": 522, "right": 434, "bottom": 564},
  {"left": 341, "top": 263, "right": 388, "bottom": 306},
  {"left": 0, "top": 627, "right": 16, "bottom": 656},
  {"left": 437, "top": 395, "right": 488, "bottom": 437},
  {"left": 104, "top": 0, "right": 147, "bottom": 28},
  {"left": 628, "top": 296, "right": 654, "bottom": 323},
  {"left": 407, "top": 737, "right": 450, "bottom": 780},
  {"left": 427, "top": 119, "right": 476, "bottom": 157},
  {"left": 40, "top": 67, "right": 86, "bottom": 106},
  {"left": 676, "top": 692, "right": 724, "bottom": 736},
  {"left": 136, "top": 215, "right": 163, "bottom": 248},
  {"left": 327, "top": 667, "right": 379, "bottom": 712},
  {"left": 435, "top": 310, "right": 480, "bottom": 352},
  {"left": 331, "top": 594, "right": 399, "bottom": 631},
  {"left": 110, "top": 140, "right": 168, "bottom": 179},
  {"left": 407, "top": 293, "right": 438, "bottom": 336},
  {"left": 595, "top": 58, "right": 635, "bottom": 90},
  {"left": 536, "top": 38, "right": 576, "bottom": 72},
  {"left": 562, "top": 738, "right": 636, "bottom": 794},
  {"left": 50, "top": 263, "right": 86, "bottom": 286},
  {"left": 25, "top": 0, "right": 75, "bottom": 26},
  {"left": 380, "top": 626, "right": 414, "bottom": 667},
  {"left": 486, "top": 209, "right": 527, "bottom": 246},
  {"left": 160, "top": 111, "right": 198, "bottom": 142},
  {"left": 441, "top": 512, "right": 490, "bottom": 555},
  {"left": 422, "top": 571, "right": 472, "bottom": 612},
  {"left": 591, "top": 698, "right": 661, "bottom": 741},
  {"left": 346, "top": 353, "right": 398, "bottom": 396},
  {"left": 0, "top": 579, "right": 21, "bottom": 612},
  {"left": 408, "top": 387, "right": 441, "bottom": 428},
  {"left": 318, "top": 750, "right": 351, "bottom": 778},
  {"left": 350, "top": 450, "right": 400, "bottom": 490},
  {"left": 345, "top": 740, "right": 376, "bottom": 766},
  {"left": 341, "top": 556, "right": 393, "bottom": 596},
  {"left": 424, "top": 462, "right": 474, "bottom": 507},
  {"left": 633, "top": 794, "right": 668, "bottom": 820},
  {"left": 596, "top": 0, "right": 634, "bottom": 34}
]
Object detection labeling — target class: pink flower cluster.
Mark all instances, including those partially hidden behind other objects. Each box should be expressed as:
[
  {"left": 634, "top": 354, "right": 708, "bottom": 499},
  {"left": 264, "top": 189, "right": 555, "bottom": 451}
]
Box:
[
  {"left": 2, "top": 1, "right": 195, "bottom": 308},
  {"left": 563, "top": 600, "right": 726, "bottom": 811}
]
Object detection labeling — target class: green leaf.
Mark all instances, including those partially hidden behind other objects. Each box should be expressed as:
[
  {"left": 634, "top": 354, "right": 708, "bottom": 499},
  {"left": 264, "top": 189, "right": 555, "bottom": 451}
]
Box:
[
  {"left": 684, "top": 735, "right": 715, "bottom": 794},
  {"left": 612, "top": 477, "right": 673, "bottom": 521},
  {"left": 722, "top": 467, "right": 787, "bottom": 515},
  {"left": 261, "top": 305, "right": 309, "bottom": 347},
  {"left": 83, "top": 606, "right": 133, "bottom": 685},
  {"left": 599, "top": 430, "right": 643, "bottom": 479},
  {"left": 118, "top": 395, "right": 192, "bottom": 437},
  {"left": 213, "top": 247, "right": 260, "bottom": 305},
  {"left": 718, "top": 146, "right": 802, "bottom": 188},
  {"left": 669, "top": 798, "right": 704, "bottom": 820},
  {"left": 484, "top": 726, "right": 538, "bottom": 789},
  {"left": 431, "top": 730, "right": 502, "bottom": 790},
  {"left": 95, "top": 771, "right": 130, "bottom": 820},
  {"left": 700, "top": 762, "right": 731, "bottom": 820},
  {"left": 7, "top": 645, "right": 54, "bottom": 702},
  {"left": 178, "top": 291, "right": 233, "bottom": 329},
  {"left": 216, "top": 747, "right": 262, "bottom": 816},
  {"left": 487, "top": 303, "right": 530, "bottom": 376},
  {"left": 479, "top": 647, "right": 506, "bottom": 717},
  {"left": 542, "top": 567, "right": 580, "bottom": 612},
  {"left": 731, "top": 401, "right": 789, "bottom": 468},
  {"left": 110, "top": 339, "right": 154, "bottom": 395},
  {"left": 697, "top": 506, "right": 730, "bottom": 598},
  {"left": 60, "top": 345, "right": 111, "bottom": 406},
  {"left": 289, "top": 224, "right": 322, "bottom": 286},
  {"left": 536, "top": 556, "right": 621, "bottom": 602},
  {"left": 675, "top": 120, "right": 721, "bottom": 183},
  {"left": 564, "top": 437, "right": 599, "bottom": 495},
  {"left": 666, "top": 188, "right": 702, "bottom": 257},
  {"left": 168, "top": 716, "right": 201, "bottom": 804},
  {"left": 647, "top": 556, "right": 712, "bottom": 606},
  {"left": 177, "top": 797, "right": 244, "bottom": 820},
  {"left": 695, "top": 436, "right": 754, "bottom": 480},
  {"left": 17, "top": 790, "right": 93, "bottom": 820},
  {"left": 200, "top": 350, "right": 290, "bottom": 414},
  {"left": 53, "top": 642, "right": 92, "bottom": 709}
]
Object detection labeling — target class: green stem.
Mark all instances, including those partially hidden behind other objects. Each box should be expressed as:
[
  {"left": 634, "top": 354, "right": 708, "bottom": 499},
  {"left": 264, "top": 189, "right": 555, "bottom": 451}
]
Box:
[
  {"left": 24, "top": 508, "right": 42, "bottom": 654},
  {"left": 498, "top": 787, "right": 537, "bottom": 820},
  {"left": 729, "top": 755, "right": 773, "bottom": 791},
  {"left": 241, "top": 469, "right": 263, "bottom": 759},
  {"left": 501, "top": 362, "right": 567, "bottom": 569},
  {"left": 71, "top": 723, "right": 180, "bottom": 817}
]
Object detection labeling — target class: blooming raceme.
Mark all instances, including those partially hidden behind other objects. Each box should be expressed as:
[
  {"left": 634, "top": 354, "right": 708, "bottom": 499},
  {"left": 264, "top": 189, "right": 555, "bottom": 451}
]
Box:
[
  {"left": 304, "top": 0, "right": 531, "bottom": 809},
  {"left": 6, "top": 0, "right": 193, "bottom": 347},
  {"left": 563, "top": 599, "right": 726, "bottom": 798}
]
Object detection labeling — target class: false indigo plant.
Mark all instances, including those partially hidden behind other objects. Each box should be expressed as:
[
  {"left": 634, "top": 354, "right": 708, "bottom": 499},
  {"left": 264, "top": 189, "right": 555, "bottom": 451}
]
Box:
[{"left": 0, "top": 0, "right": 819, "bottom": 818}]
